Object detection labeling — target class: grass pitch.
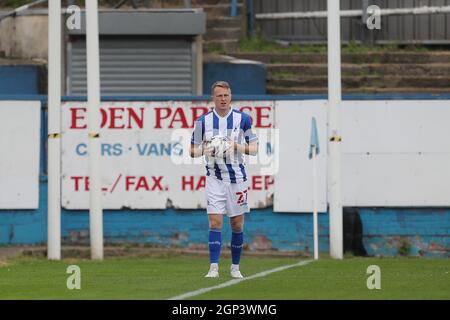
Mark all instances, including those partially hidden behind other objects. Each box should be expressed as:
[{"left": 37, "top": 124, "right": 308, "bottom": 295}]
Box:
[{"left": 0, "top": 253, "right": 448, "bottom": 300}]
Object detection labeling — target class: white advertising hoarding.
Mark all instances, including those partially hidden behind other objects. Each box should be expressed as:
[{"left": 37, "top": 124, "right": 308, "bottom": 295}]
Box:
[
  {"left": 341, "top": 100, "right": 450, "bottom": 207},
  {"left": 274, "top": 99, "right": 450, "bottom": 211},
  {"left": 61, "top": 100, "right": 276, "bottom": 210},
  {"left": 273, "top": 100, "right": 328, "bottom": 213},
  {"left": 0, "top": 101, "right": 41, "bottom": 209},
  {"left": 61, "top": 99, "right": 450, "bottom": 211}
]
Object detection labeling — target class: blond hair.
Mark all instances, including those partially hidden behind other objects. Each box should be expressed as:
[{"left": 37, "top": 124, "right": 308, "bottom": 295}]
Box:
[{"left": 211, "top": 81, "right": 231, "bottom": 95}]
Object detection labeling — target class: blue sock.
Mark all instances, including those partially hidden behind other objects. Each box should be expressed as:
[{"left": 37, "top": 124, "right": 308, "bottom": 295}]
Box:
[
  {"left": 208, "top": 229, "right": 222, "bottom": 264},
  {"left": 231, "top": 231, "right": 243, "bottom": 265}
]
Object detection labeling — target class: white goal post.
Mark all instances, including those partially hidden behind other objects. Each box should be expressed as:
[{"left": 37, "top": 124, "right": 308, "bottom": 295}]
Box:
[
  {"left": 48, "top": 0, "right": 104, "bottom": 260},
  {"left": 327, "top": 0, "right": 343, "bottom": 260},
  {"left": 47, "top": 0, "right": 345, "bottom": 260}
]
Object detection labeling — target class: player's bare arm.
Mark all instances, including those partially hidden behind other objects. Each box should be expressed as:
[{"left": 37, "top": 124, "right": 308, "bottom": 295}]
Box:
[{"left": 190, "top": 143, "right": 202, "bottom": 158}]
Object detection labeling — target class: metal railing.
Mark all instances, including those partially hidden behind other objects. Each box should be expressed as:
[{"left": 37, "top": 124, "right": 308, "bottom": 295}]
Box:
[
  {"left": 255, "top": 4, "right": 450, "bottom": 20},
  {"left": 0, "top": 0, "right": 47, "bottom": 22},
  {"left": 252, "top": 0, "right": 450, "bottom": 45}
]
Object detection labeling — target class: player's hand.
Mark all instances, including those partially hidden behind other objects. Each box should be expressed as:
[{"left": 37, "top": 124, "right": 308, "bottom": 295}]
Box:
[
  {"left": 202, "top": 142, "right": 215, "bottom": 157},
  {"left": 224, "top": 141, "right": 235, "bottom": 156}
]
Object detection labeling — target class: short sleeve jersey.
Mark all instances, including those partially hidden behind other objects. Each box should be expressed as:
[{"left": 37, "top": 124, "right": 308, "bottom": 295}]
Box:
[{"left": 191, "top": 107, "right": 258, "bottom": 183}]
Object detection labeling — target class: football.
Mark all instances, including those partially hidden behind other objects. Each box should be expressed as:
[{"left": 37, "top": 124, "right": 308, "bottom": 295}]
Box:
[{"left": 209, "top": 136, "right": 230, "bottom": 158}]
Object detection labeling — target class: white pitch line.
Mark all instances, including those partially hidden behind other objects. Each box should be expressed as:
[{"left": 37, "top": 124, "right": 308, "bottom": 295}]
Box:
[{"left": 168, "top": 259, "right": 314, "bottom": 300}]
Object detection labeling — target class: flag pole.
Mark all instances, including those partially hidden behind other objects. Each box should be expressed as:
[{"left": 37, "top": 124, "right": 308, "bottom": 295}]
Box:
[
  {"left": 312, "top": 147, "right": 319, "bottom": 260},
  {"left": 309, "top": 117, "right": 320, "bottom": 260}
]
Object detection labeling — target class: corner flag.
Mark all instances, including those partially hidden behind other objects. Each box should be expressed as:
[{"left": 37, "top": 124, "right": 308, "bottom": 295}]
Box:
[
  {"left": 309, "top": 117, "right": 320, "bottom": 159},
  {"left": 309, "top": 117, "right": 320, "bottom": 260}
]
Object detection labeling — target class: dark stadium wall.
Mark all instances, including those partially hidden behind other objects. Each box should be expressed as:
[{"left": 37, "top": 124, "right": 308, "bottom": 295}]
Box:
[
  {"left": 203, "top": 62, "right": 267, "bottom": 95},
  {"left": 0, "top": 65, "right": 43, "bottom": 95}
]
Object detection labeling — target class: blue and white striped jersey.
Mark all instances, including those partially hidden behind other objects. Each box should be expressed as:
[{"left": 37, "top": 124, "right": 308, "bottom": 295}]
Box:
[{"left": 191, "top": 107, "right": 258, "bottom": 183}]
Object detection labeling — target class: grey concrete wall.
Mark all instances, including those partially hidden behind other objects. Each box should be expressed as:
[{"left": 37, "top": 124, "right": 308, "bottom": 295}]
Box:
[
  {"left": 0, "top": 9, "right": 205, "bottom": 61},
  {"left": 0, "top": 14, "right": 48, "bottom": 61}
]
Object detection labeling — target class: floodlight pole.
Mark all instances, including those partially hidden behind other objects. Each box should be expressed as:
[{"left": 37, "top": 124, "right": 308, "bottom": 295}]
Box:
[
  {"left": 47, "top": 0, "right": 62, "bottom": 261},
  {"left": 86, "top": 0, "right": 104, "bottom": 260},
  {"left": 327, "top": 0, "right": 343, "bottom": 259}
]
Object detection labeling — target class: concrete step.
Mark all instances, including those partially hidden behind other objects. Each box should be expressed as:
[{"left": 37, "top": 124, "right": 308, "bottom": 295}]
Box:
[
  {"left": 269, "top": 76, "right": 450, "bottom": 89},
  {"left": 192, "top": 0, "right": 244, "bottom": 5},
  {"left": 204, "top": 27, "right": 241, "bottom": 41},
  {"left": 204, "top": 39, "right": 240, "bottom": 52},
  {"left": 96, "top": 0, "right": 244, "bottom": 9},
  {"left": 267, "top": 86, "right": 450, "bottom": 95},
  {"left": 228, "top": 52, "right": 450, "bottom": 64},
  {"left": 0, "top": 57, "right": 44, "bottom": 66},
  {"left": 198, "top": 3, "right": 244, "bottom": 17},
  {"left": 207, "top": 17, "right": 242, "bottom": 29},
  {"left": 268, "top": 63, "right": 450, "bottom": 76}
]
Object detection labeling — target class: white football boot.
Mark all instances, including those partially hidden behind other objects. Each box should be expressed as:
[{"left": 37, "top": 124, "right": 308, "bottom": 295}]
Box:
[
  {"left": 205, "top": 263, "right": 219, "bottom": 278},
  {"left": 230, "top": 264, "right": 244, "bottom": 279}
]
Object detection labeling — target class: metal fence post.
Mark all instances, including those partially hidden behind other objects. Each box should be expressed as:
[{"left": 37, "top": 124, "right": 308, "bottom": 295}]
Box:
[
  {"left": 231, "top": 0, "right": 238, "bottom": 17},
  {"left": 247, "top": 0, "right": 254, "bottom": 36}
]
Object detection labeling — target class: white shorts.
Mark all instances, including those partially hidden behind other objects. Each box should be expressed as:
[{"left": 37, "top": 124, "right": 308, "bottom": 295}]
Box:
[{"left": 205, "top": 176, "right": 250, "bottom": 217}]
